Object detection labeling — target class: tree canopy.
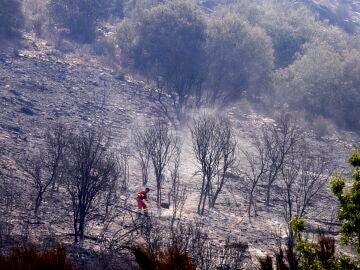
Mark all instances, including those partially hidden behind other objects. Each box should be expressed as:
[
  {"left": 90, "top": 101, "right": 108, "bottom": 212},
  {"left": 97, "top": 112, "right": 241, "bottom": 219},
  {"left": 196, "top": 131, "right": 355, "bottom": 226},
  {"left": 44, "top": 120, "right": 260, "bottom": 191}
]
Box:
[{"left": 0, "top": 0, "right": 24, "bottom": 37}]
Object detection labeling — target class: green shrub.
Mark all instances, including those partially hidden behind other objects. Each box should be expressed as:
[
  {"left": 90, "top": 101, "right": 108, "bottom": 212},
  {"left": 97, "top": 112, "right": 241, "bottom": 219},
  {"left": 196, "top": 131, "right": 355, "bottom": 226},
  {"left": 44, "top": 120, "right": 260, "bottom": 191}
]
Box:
[
  {"left": 259, "top": 216, "right": 360, "bottom": 270},
  {"left": 48, "top": 0, "right": 115, "bottom": 43},
  {"left": 206, "top": 13, "right": 274, "bottom": 102},
  {"left": 129, "top": 0, "right": 207, "bottom": 113},
  {"left": 331, "top": 149, "right": 360, "bottom": 254}
]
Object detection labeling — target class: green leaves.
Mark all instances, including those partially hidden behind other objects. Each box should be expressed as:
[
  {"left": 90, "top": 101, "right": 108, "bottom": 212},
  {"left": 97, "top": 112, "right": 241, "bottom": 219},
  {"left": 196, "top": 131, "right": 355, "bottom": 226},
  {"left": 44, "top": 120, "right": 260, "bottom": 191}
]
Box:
[
  {"left": 330, "top": 176, "right": 346, "bottom": 197},
  {"left": 286, "top": 218, "right": 360, "bottom": 270},
  {"left": 331, "top": 150, "right": 360, "bottom": 255},
  {"left": 290, "top": 216, "right": 305, "bottom": 240},
  {"left": 130, "top": 0, "right": 206, "bottom": 113},
  {"left": 48, "top": 0, "right": 115, "bottom": 42},
  {"left": 349, "top": 151, "right": 360, "bottom": 167}
]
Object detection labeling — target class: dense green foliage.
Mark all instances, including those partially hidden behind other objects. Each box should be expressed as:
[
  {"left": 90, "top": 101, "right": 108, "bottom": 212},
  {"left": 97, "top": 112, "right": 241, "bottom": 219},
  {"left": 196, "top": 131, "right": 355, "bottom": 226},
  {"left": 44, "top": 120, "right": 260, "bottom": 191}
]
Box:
[
  {"left": 292, "top": 217, "right": 360, "bottom": 270},
  {"left": 0, "top": 0, "right": 24, "bottom": 37},
  {"left": 1, "top": 0, "right": 359, "bottom": 130},
  {"left": 219, "top": 0, "right": 360, "bottom": 131},
  {"left": 113, "top": 0, "right": 360, "bottom": 130},
  {"left": 331, "top": 150, "right": 360, "bottom": 254},
  {"left": 276, "top": 41, "right": 360, "bottom": 130},
  {"left": 219, "top": 0, "right": 319, "bottom": 68},
  {"left": 130, "top": 0, "right": 206, "bottom": 112},
  {"left": 206, "top": 13, "right": 274, "bottom": 102},
  {"left": 48, "top": 0, "right": 115, "bottom": 42}
]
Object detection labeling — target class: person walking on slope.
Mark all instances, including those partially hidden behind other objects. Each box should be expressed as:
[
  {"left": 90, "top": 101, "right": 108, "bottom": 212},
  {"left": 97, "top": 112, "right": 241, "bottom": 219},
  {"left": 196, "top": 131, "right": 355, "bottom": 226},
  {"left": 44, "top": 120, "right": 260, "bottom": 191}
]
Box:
[{"left": 137, "top": 187, "right": 150, "bottom": 216}]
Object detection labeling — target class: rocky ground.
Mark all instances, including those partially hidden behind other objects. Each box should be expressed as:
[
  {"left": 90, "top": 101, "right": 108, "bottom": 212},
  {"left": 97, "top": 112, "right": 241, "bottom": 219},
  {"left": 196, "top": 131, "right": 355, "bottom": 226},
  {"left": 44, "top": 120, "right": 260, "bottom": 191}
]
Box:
[{"left": 1, "top": 35, "right": 358, "bottom": 268}]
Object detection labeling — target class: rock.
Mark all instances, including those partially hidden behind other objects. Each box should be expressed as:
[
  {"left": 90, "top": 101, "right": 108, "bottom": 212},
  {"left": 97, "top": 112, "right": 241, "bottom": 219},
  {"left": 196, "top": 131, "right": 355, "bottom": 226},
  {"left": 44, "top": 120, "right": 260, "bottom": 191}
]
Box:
[
  {"left": 0, "top": 52, "right": 7, "bottom": 62},
  {"left": 10, "top": 89, "right": 21, "bottom": 96},
  {"left": 7, "top": 125, "right": 22, "bottom": 134},
  {"left": 20, "top": 106, "right": 35, "bottom": 116},
  {"left": 99, "top": 72, "right": 111, "bottom": 81},
  {"left": 91, "top": 80, "right": 99, "bottom": 86}
]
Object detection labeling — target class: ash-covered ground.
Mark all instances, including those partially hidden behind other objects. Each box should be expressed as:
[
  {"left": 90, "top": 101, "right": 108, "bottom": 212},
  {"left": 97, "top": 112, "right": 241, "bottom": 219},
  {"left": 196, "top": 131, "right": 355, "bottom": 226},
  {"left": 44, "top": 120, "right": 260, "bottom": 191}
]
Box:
[{"left": 1, "top": 35, "right": 358, "bottom": 268}]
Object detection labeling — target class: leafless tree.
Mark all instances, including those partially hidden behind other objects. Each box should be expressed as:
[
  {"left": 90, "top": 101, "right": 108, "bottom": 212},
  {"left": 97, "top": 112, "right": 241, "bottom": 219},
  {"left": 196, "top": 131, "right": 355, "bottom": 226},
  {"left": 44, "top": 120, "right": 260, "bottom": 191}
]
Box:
[
  {"left": 260, "top": 114, "right": 301, "bottom": 207},
  {"left": 130, "top": 220, "right": 249, "bottom": 270},
  {"left": 18, "top": 123, "right": 68, "bottom": 217},
  {"left": 133, "top": 128, "right": 151, "bottom": 186},
  {"left": 0, "top": 145, "right": 18, "bottom": 243},
  {"left": 0, "top": 168, "right": 15, "bottom": 214},
  {"left": 209, "top": 121, "right": 236, "bottom": 208},
  {"left": 242, "top": 136, "right": 271, "bottom": 217},
  {"left": 191, "top": 114, "right": 236, "bottom": 215},
  {"left": 141, "top": 121, "right": 179, "bottom": 206},
  {"left": 118, "top": 146, "right": 130, "bottom": 191},
  {"left": 45, "top": 124, "right": 69, "bottom": 191},
  {"left": 169, "top": 144, "right": 187, "bottom": 229},
  {"left": 19, "top": 154, "right": 49, "bottom": 217},
  {"left": 182, "top": 224, "right": 249, "bottom": 270},
  {"left": 169, "top": 222, "right": 215, "bottom": 270},
  {"left": 64, "top": 128, "right": 120, "bottom": 243},
  {"left": 280, "top": 142, "right": 330, "bottom": 222},
  {"left": 217, "top": 237, "right": 248, "bottom": 270},
  {"left": 277, "top": 141, "right": 330, "bottom": 254}
]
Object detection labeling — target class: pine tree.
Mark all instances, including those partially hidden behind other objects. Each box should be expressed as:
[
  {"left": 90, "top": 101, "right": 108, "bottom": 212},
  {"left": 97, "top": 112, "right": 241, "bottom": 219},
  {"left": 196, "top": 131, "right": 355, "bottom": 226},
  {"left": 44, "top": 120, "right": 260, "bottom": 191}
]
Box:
[{"left": 331, "top": 149, "right": 360, "bottom": 254}]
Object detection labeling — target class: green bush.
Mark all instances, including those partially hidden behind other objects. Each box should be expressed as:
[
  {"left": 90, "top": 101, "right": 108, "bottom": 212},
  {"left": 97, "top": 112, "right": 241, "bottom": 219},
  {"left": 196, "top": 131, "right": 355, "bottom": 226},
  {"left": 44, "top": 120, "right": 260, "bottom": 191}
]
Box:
[
  {"left": 260, "top": 217, "right": 360, "bottom": 270},
  {"left": 206, "top": 13, "right": 274, "bottom": 102},
  {"left": 220, "top": 0, "right": 320, "bottom": 68},
  {"left": 48, "top": 0, "right": 115, "bottom": 43},
  {"left": 331, "top": 150, "right": 360, "bottom": 254},
  {"left": 0, "top": 0, "right": 24, "bottom": 38},
  {"left": 275, "top": 41, "right": 360, "bottom": 131},
  {"left": 129, "top": 0, "right": 207, "bottom": 113}
]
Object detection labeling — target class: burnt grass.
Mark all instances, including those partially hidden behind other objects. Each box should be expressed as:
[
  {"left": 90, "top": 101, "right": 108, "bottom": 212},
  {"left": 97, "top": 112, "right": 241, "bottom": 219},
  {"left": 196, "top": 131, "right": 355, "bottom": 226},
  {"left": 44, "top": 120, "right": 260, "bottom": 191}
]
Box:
[{"left": 0, "top": 35, "right": 358, "bottom": 268}]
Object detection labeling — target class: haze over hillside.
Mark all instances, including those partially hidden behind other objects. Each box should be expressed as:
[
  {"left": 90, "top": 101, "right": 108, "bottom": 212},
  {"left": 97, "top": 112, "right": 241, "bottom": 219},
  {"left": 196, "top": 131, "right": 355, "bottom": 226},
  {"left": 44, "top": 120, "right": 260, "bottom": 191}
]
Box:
[
  {"left": 0, "top": 0, "right": 360, "bottom": 269},
  {"left": 302, "top": 0, "right": 360, "bottom": 33},
  {"left": 201, "top": 0, "right": 360, "bottom": 33}
]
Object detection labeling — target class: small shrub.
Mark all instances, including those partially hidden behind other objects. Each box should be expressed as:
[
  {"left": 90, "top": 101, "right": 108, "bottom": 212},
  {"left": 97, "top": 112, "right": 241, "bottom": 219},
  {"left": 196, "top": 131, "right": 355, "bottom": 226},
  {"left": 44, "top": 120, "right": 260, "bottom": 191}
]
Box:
[
  {"left": 0, "top": 244, "right": 76, "bottom": 270},
  {"left": 131, "top": 245, "right": 157, "bottom": 270},
  {"left": 312, "top": 116, "right": 330, "bottom": 139},
  {"left": 48, "top": 0, "right": 115, "bottom": 43},
  {"left": 258, "top": 255, "right": 274, "bottom": 270},
  {"left": 259, "top": 217, "right": 360, "bottom": 270},
  {"left": 131, "top": 243, "right": 195, "bottom": 270}
]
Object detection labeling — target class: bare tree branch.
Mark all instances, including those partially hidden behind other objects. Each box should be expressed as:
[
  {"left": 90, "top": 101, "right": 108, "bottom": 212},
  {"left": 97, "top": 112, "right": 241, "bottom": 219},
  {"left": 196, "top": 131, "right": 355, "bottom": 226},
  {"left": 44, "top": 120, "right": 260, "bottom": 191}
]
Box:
[
  {"left": 191, "top": 114, "right": 237, "bottom": 215},
  {"left": 64, "top": 128, "right": 120, "bottom": 243}
]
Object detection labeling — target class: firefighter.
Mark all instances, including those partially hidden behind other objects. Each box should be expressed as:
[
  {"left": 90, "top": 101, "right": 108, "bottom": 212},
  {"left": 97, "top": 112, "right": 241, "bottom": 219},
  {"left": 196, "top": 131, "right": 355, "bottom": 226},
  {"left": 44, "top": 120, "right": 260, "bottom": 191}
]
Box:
[{"left": 137, "top": 187, "right": 150, "bottom": 216}]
